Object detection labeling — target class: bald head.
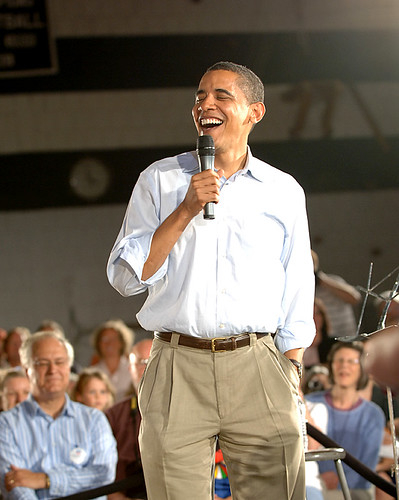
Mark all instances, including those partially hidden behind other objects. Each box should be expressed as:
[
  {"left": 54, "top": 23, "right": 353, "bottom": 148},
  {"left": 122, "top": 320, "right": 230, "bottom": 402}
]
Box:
[{"left": 128, "top": 339, "right": 153, "bottom": 393}]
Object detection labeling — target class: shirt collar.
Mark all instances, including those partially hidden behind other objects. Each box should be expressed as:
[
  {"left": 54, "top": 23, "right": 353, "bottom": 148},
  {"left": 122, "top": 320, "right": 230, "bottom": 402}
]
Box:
[
  {"left": 182, "top": 146, "right": 272, "bottom": 183},
  {"left": 25, "top": 392, "right": 75, "bottom": 418}
]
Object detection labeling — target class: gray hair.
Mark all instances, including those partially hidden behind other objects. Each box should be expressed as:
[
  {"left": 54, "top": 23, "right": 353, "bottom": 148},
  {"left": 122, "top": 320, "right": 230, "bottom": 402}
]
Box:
[{"left": 19, "top": 330, "right": 74, "bottom": 369}]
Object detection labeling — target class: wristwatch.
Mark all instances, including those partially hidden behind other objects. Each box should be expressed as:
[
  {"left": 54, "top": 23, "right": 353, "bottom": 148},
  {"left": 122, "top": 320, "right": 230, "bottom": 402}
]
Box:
[{"left": 289, "top": 359, "right": 303, "bottom": 379}]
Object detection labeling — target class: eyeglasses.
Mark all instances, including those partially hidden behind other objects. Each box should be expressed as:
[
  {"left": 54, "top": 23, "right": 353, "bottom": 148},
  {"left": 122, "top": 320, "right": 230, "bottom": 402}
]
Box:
[
  {"left": 33, "top": 358, "right": 69, "bottom": 369},
  {"left": 332, "top": 358, "right": 360, "bottom": 366}
]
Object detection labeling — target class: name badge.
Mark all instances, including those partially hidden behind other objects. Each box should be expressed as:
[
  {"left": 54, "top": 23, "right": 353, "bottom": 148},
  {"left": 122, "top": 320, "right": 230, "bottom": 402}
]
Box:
[{"left": 70, "top": 447, "right": 87, "bottom": 465}]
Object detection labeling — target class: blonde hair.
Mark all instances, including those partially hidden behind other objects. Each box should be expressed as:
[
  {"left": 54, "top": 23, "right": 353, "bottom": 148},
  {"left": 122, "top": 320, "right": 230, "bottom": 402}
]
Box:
[
  {"left": 71, "top": 367, "right": 115, "bottom": 409},
  {"left": 0, "top": 368, "right": 28, "bottom": 393},
  {"left": 91, "top": 319, "right": 134, "bottom": 358}
]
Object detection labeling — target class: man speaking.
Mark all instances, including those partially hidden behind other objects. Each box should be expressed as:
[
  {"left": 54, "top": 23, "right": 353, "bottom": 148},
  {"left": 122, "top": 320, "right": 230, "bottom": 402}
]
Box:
[{"left": 107, "top": 61, "right": 315, "bottom": 499}]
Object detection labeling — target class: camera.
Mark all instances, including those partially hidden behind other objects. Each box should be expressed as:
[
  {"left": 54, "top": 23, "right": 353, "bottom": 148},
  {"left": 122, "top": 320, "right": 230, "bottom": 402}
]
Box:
[{"left": 307, "top": 378, "right": 325, "bottom": 392}]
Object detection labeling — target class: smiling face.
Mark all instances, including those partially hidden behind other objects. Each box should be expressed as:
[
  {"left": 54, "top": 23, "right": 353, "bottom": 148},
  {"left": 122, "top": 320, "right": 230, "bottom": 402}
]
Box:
[
  {"left": 192, "top": 70, "right": 265, "bottom": 158},
  {"left": 331, "top": 347, "right": 361, "bottom": 390},
  {"left": 98, "top": 328, "right": 123, "bottom": 359},
  {"left": 28, "top": 337, "right": 71, "bottom": 401}
]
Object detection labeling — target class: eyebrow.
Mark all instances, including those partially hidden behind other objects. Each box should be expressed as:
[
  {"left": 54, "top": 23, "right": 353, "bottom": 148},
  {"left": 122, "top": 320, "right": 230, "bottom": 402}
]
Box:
[{"left": 195, "top": 88, "right": 235, "bottom": 98}]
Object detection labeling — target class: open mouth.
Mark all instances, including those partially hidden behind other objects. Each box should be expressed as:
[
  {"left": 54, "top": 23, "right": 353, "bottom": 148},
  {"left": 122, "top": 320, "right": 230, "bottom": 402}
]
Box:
[{"left": 200, "top": 118, "right": 223, "bottom": 129}]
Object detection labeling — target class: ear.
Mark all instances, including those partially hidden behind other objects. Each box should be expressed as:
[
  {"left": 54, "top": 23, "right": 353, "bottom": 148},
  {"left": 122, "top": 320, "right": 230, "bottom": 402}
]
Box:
[{"left": 250, "top": 102, "right": 266, "bottom": 124}]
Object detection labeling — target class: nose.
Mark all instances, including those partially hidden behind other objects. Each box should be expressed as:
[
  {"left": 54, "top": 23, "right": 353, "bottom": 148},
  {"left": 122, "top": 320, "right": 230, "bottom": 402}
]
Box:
[
  {"left": 16, "top": 392, "right": 24, "bottom": 403},
  {"left": 47, "top": 361, "right": 59, "bottom": 373},
  {"left": 197, "top": 94, "right": 216, "bottom": 112}
]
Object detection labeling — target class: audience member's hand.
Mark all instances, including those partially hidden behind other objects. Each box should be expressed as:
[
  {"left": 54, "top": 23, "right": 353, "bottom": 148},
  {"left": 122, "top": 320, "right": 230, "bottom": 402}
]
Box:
[
  {"left": 321, "top": 470, "right": 339, "bottom": 490},
  {"left": 5, "top": 465, "right": 46, "bottom": 491}
]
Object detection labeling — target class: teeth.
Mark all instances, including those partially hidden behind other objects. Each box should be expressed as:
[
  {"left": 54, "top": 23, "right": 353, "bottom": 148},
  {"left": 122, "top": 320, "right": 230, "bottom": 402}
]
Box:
[{"left": 200, "top": 118, "right": 223, "bottom": 126}]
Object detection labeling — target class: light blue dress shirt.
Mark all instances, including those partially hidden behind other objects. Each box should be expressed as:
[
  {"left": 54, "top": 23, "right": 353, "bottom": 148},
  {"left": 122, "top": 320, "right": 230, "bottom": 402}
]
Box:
[
  {"left": 0, "top": 394, "right": 117, "bottom": 499},
  {"left": 107, "top": 148, "right": 315, "bottom": 353}
]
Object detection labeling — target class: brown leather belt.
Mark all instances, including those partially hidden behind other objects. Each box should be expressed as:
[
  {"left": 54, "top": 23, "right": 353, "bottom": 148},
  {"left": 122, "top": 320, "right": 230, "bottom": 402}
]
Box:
[{"left": 154, "top": 332, "right": 269, "bottom": 353}]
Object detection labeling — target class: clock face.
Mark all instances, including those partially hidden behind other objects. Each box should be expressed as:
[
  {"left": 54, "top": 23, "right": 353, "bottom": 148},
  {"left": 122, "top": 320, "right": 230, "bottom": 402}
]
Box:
[{"left": 69, "top": 158, "right": 111, "bottom": 200}]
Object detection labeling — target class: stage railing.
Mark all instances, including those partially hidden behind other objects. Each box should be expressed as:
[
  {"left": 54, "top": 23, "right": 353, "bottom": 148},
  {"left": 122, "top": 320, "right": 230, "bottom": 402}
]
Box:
[{"left": 307, "top": 422, "right": 397, "bottom": 498}]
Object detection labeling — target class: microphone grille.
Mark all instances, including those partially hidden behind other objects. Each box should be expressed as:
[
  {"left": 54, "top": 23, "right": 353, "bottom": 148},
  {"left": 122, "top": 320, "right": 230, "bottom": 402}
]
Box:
[{"left": 196, "top": 135, "right": 215, "bottom": 155}]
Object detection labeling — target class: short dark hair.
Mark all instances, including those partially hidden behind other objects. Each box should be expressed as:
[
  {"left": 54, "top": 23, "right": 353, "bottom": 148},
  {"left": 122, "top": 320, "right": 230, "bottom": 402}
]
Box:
[
  {"left": 327, "top": 341, "right": 369, "bottom": 391},
  {"left": 205, "top": 61, "right": 264, "bottom": 104}
]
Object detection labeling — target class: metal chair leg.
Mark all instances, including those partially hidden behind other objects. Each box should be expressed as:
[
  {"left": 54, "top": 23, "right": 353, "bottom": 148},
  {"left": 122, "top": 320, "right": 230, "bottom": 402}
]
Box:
[{"left": 305, "top": 448, "right": 352, "bottom": 500}]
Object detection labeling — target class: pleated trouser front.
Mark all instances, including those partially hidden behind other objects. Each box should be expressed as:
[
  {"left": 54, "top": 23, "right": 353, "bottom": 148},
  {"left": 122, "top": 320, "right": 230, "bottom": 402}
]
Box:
[{"left": 138, "top": 333, "right": 305, "bottom": 500}]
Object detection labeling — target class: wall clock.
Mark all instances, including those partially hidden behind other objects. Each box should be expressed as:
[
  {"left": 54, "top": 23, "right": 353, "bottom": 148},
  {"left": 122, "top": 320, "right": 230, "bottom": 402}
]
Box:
[{"left": 69, "top": 158, "right": 111, "bottom": 201}]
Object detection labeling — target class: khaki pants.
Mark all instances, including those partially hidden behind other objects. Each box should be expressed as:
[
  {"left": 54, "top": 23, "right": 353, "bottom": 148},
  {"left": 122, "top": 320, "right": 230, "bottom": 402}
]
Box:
[{"left": 139, "top": 333, "right": 305, "bottom": 500}]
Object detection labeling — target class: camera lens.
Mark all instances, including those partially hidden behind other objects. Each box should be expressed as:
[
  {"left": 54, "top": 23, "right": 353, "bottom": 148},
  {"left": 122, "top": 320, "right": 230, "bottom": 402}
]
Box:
[{"left": 307, "top": 379, "right": 324, "bottom": 392}]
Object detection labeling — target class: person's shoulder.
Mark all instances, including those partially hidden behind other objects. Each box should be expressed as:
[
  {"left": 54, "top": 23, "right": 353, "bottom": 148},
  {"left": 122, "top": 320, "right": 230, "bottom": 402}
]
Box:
[
  {"left": 250, "top": 155, "right": 305, "bottom": 194},
  {"left": 0, "top": 400, "right": 31, "bottom": 426},
  {"left": 360, "top": 398, "right": 386, "bottom": 422},
  {"left": 105, "top": 396, "right": 132, "bottom": 420},
  {"left": 144, "top": 151, "right": 197, "bottom": 176},
  {"left": 69, "top": 400, "right": 105, "bottom": 422}
]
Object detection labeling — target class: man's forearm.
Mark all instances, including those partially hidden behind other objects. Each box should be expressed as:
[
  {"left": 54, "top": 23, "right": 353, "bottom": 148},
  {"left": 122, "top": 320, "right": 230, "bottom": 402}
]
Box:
[
  {"left": 284, "top": 348, "right": 304, "bottom": 363},
  {"left": 141, "top": 203, "right": 192, "bottom": 281}
]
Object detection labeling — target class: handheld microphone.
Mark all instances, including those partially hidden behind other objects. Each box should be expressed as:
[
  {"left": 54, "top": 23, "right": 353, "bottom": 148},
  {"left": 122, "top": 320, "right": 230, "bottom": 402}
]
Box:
[{"left": 196, "top": 135, "right": 215, "bottom": 220}]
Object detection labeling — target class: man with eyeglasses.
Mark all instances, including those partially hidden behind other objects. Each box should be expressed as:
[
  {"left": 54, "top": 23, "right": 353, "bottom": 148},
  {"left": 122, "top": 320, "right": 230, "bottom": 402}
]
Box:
[
  {"left": 105, "top": 339, "right": 153, "bottom": 500},
  {"left": 0, "top": 330, "right": 117, "bottom": 499}
]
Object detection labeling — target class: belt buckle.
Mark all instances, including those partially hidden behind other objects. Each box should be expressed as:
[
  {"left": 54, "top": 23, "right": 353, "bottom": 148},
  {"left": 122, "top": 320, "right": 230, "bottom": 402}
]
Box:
[{"left": 211, "top": 337, "right": 227, "bottom": 353}]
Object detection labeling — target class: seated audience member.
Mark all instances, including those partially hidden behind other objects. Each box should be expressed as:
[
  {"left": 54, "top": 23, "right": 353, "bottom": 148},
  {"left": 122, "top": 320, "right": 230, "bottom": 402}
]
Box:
[
  {"left": 306, "top": 341, "right": 385, "bottom": 500},
  {"left": 312, "top": 251, "right": 361, "bottom": 339},
  {"left": 36, "top": 319, "right": 65, "bottom": 336},
  {"left": 91, "top": 319, "right": 134, "bottom": 402},
  {"left": 0, "top": 330, "right": 117, "bottom": 499},
  {"left": 0, "top": 369, "right": 30, "bottom": 411},
  {"left": 72, "top": 367, "right": 115, "bottom": 412},
  {"left": 106, "top": 339, "right": 153, "bottom": 500},
  {"left": 302, "top": 364, "right": 331, "bottom": 395},
  {"left": 303, "top": 298, "right": 335, "bottom": 368},
  {"left": 1, "top": 327, "right": 30, "bottom": 368}
]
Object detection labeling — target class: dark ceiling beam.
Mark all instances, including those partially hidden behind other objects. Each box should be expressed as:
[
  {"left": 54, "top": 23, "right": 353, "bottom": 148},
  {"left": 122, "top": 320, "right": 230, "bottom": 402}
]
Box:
[{"left": 0, "top": 30, "right": 398, "bottom": 94}]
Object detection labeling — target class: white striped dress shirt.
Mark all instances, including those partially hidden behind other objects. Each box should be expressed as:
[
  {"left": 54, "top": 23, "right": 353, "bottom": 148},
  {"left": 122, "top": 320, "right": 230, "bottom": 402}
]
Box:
[{"left": 0, "top": 394, "right": 117, "bottom": 499}]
